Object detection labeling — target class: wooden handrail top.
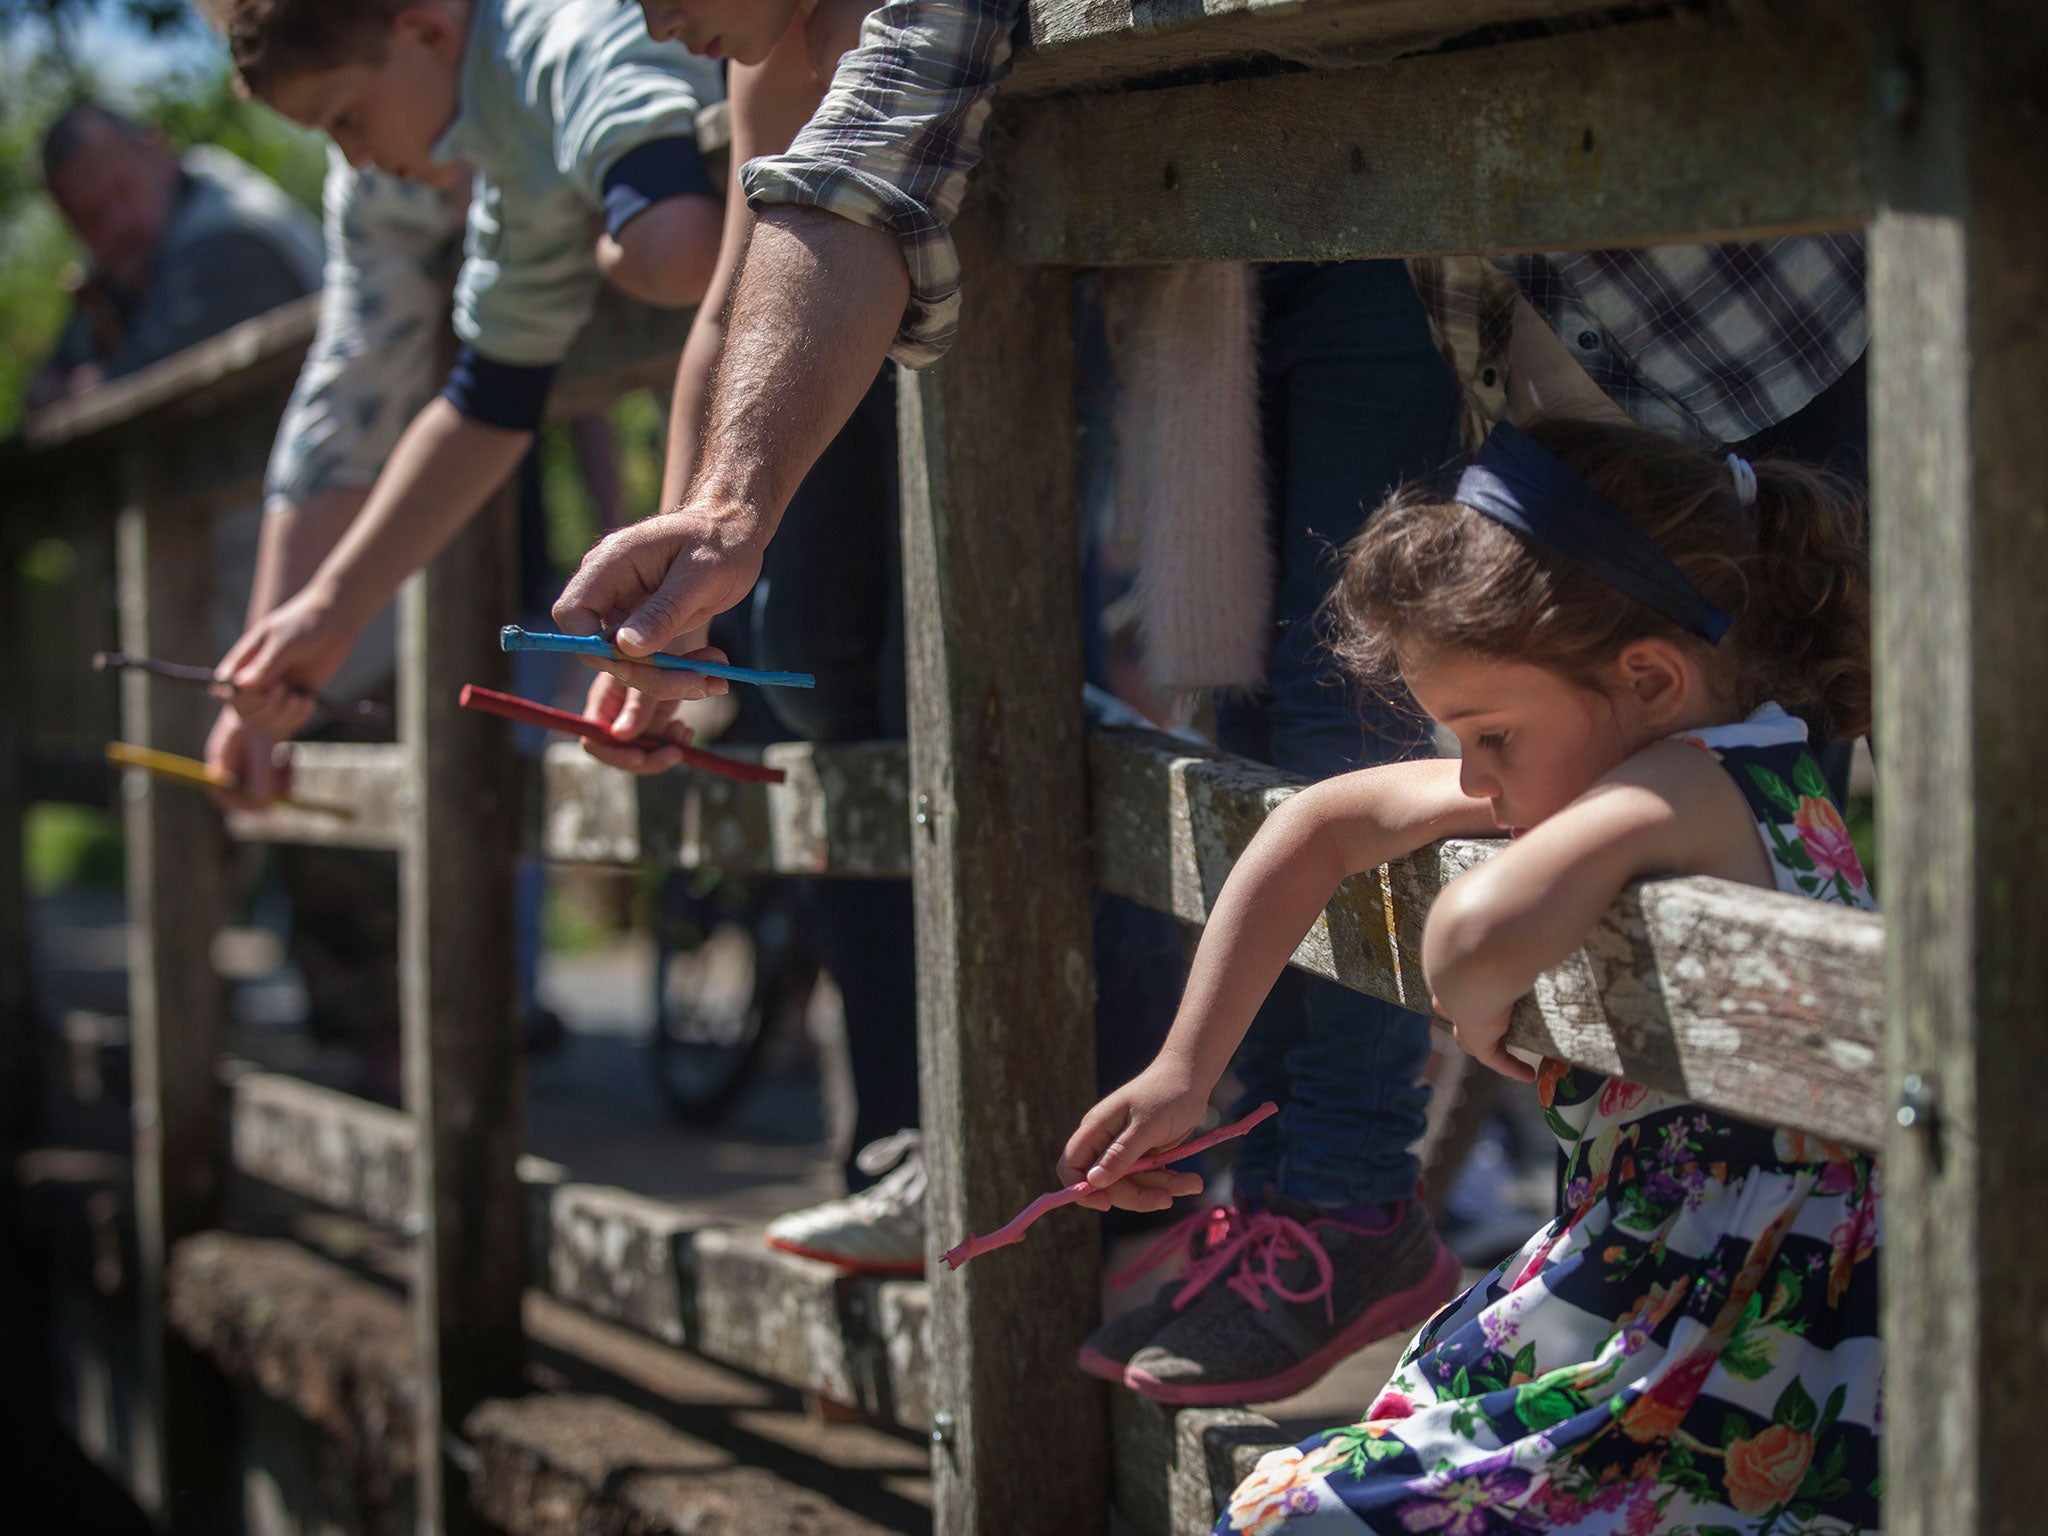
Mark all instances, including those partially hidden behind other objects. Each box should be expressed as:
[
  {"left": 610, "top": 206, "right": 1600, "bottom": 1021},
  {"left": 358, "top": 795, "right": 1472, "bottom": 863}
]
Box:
[
  {"left": 1013, "top": 0, "right": 1662, "bottom": 94},
  {"left": 226, "top": 730, "right": 1887, "bottom": 1147}
]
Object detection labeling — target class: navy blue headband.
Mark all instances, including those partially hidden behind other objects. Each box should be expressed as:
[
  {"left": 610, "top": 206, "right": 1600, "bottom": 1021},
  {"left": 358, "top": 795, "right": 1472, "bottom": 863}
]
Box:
[{"left": 1454, "top": 422, "right": 1732, "bottom": 645}]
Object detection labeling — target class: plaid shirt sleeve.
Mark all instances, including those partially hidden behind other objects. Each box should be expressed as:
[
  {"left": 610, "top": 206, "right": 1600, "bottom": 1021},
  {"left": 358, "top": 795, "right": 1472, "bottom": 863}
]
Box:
[
  {"left": 1506, "top": 236, "right": 1867, "bottom": 445},
  {"left": 740, "top": 0, "right": 1024, "bottom": 368}
]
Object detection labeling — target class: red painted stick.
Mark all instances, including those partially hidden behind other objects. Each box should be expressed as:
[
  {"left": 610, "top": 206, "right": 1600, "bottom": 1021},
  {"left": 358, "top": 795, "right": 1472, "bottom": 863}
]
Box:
[
  {"left": 458, "top": 685, "right": 787, "bottom": 785},
  {"left": 939, "top": 1101, "right": 1279, "bottom": 1270}
]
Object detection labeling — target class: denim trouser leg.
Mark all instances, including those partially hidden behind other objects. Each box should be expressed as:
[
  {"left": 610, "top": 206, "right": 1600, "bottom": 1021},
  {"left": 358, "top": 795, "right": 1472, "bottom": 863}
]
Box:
[
  {"left": 752, "top": 377, "right": 920, "bottom": 1190},
  {"left": 1219, "top": 260, "right": 1462, "bottom": 1208}
]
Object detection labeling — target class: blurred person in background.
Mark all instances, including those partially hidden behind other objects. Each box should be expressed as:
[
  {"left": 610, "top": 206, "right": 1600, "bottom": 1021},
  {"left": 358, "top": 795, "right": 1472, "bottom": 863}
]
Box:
[{"left": 27, "top": 100, "right": 322, "bottom": 407}]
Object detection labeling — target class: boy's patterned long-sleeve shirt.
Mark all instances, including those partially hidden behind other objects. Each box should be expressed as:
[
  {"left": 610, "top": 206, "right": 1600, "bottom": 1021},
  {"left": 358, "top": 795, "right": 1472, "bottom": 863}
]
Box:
[{"left": 748, "top": 0, "right": 1864, "bottom": 440}]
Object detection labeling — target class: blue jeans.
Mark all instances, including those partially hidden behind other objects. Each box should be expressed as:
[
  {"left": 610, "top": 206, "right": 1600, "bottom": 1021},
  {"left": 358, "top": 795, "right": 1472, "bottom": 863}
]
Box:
[
  {"left": 752, "top": 361, "right": 1186, "bottom": 1191},
  {"left": 1218, "top": 260, "right": 1463, "bottom": 1208}
]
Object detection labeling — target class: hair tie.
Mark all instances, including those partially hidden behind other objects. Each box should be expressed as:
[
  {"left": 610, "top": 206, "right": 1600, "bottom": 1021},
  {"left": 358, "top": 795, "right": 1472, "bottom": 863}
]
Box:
[{"left": 1725, "top": 453, "right": 1758, "bottom": 508}]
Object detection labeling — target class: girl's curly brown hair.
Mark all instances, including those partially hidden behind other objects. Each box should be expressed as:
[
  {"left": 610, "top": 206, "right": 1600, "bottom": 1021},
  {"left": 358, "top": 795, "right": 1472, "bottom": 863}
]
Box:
[{"left": 1324, "top": 416, "right": 1871, "bottom": 742}]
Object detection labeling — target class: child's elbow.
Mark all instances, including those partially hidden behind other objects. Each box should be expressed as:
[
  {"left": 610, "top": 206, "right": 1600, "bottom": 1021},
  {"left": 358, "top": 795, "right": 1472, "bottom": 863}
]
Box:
[
  {"left": 1421, "top": 869, "right": 1517, "bottom": 1017},
  {"left": 598, "top": 194, "right": 723, "bottom": 308}
]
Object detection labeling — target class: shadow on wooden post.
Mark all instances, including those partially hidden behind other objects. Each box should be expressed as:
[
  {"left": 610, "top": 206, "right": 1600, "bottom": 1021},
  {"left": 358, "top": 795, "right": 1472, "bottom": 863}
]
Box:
[
  {"left": 115, "top": 457, "right": 236, "bottom": 1529},
  {"left": 399, "top": 481, "right": 524, "bottom": 1535},
  {"left": 899, "top": 201, "right": 1107, "bottom": 1532},
  {"left": 1873, "top": 2, "right": 2048, "bottom": 1532}
]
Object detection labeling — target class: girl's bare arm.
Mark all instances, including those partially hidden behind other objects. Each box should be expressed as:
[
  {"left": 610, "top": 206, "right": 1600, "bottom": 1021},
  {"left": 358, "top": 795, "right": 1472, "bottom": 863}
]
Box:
[
  {"left": 1423, "top": 739, "right": 1770, "bottom": 1049},
  {"left": 1060, "top": 758, "right": 1495, "bottom": 1208}
]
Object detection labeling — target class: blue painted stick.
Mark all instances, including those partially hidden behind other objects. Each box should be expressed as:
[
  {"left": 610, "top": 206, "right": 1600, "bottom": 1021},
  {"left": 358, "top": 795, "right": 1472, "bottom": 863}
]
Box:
[{"left": 498, "top": 626, "right": 815, "bottom": 689}]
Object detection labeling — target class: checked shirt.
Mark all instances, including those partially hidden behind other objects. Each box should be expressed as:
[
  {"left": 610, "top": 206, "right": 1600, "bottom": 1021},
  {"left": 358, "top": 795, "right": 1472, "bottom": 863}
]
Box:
[{"left": 749, "top": 0, "right": 1866, "bottom": 442}]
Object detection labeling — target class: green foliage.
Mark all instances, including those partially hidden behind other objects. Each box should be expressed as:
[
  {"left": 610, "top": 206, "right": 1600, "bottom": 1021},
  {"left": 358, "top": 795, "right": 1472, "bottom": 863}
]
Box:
[
  {"left": 24, "top": 802, "right": 125, "bottom": 894},
  {"left": 1844, "top": 790, "right": 1876, "bottom": 895},
  {"left": 538, "top": 389, "right": 672, "bottom": 578},
  {"left": 0, "top": 8, "right": 327, "bottom": 434}
]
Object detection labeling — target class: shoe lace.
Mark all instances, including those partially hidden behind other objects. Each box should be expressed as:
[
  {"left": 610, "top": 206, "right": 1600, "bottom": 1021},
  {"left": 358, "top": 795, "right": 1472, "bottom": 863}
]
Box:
[
  {"left": 1174, "top": 1208, "right": 1342, "bottom": 1323},
  {"left": 1106, "top": 1203, "right": 1241, "bottom": 1294},
  {"left": 854, "top": 1128, "right": 922, "bottom": 1179},
  {"left": 853, "top": 1151, "right": 925, "bottom": 1215}
]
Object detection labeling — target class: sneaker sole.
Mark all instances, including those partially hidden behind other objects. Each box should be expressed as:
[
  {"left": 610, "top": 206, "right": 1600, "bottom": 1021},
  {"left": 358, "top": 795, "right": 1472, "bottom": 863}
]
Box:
[
  {"left": 1121, "top": 1240, "right": 1464, "bottom": 1408},
  {"left": 763, "top": 1235, "right": 925, "bottom": 1277},
  {"left": 1076, "top": 1344, "right": 1130, "bottom": 1383}
]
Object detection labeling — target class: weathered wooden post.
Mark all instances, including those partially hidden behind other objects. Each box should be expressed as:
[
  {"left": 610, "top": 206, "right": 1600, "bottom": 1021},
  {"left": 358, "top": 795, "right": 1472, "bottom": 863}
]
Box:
[
  {"left": 1873, "top": 2, "right": 2048, "bottom": 1531},
  {"left": 114, "top": 450, "right": 236, "bottom": 1528},
  {"left": 899, "top": 201, "right": 1107, "bottom": 1532},
  {"left": 398, "top": 480, "right": 524, "bottom": 1535},
  {"left": 0, "top": 514, "right": 33, "bottom": 1153}
]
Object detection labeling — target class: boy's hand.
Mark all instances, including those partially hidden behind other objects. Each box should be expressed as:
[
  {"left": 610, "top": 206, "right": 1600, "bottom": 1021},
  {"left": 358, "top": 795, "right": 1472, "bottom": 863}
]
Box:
[
  {"left": 204, "top": 706, "right": 291, "bottom": 812},
  {"left": 1057, "top": 1063, "right": 1213, "bottom": 1214},
  {"left": 576, "top": 672, "right": 695, "bottom": 775},
  {"left": 215, "top": 586, "right": 351, "bottom": 736},
  {"left": 551, "top": 507, "right": 765, "bottom": 694},
  {"left": 1433, "top": 995, "right": 1537, "bottom": 1083}
]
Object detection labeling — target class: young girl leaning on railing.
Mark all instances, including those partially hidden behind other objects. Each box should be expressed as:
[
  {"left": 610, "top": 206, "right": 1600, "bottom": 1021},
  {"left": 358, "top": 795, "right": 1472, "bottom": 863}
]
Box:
[{"left": 1061, "top": 416, "right": 1881, "bottom": 1535}]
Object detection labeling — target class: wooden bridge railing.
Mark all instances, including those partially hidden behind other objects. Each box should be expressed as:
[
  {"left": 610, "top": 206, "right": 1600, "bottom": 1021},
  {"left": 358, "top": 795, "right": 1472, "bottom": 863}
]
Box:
[{"left": 3, "top": 2, "right": 2038, "bottom": 1533}]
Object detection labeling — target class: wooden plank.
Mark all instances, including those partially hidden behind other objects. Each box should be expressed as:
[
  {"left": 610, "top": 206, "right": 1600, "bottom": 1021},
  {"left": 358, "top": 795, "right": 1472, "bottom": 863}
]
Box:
[
  {"left": 1013, "top": 0, "right": 1622, "bottom": 94},
  {"left": 167, "top": 1233, "right": 419, "bottom": 1493},
  {"left": 1003, "top": 4, "right": 1870, "bottom": 265},
  {"left": 898, "top": 201, "right": 1106, "bottom": 1532},
  {"left": 398, "top": 481, "right": 525, "bottom": 1536},
  {"left": 1871, "top": 3, "right": 2048, "bottom": 1531},
  {"left": 1108, "top": 1392, "right": 1293, "bottom": 1536},
  {"left": 540, "top": 740, "right": 911, "bottom": 875},
  {"left": 223, "top": 1069, "right": 937, "bottom": 1429},
  {"left": 113, "top": 460, "right": 236, "bottom": 1528},
  {"left": 225, "top": 742, "right": 412, "bottom": 850},
  {"left": 1089, "top": 726, "right": 1887, "bottom": 1146},
  {"left": 225, "top": 1065, "right": 564, "bottom": 1230},
  {"left": 544, "top": 1183, "right": 696, "bottom": 1347},
  {"left": 0, "top": 519, "right": 33, "bottom": 1149},
  {"left": 21, "top": 295, "right": 319, "bottom": 453},
  {"left": 228, "top": 1068, "right": 418, "bottom": 1231}
]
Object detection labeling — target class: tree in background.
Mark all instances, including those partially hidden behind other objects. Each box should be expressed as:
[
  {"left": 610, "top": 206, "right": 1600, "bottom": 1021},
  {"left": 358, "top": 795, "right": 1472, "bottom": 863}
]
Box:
[{"left": 0, "top": 0, "right": 327, "bottom": 433}]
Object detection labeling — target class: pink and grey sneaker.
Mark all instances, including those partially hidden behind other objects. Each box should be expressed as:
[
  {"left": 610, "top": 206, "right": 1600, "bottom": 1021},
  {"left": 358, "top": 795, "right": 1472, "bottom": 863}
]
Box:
[
  {"left": 1077, "top": 1203, "right": 1249, "bottom": 1382},
  {"left": 1121, "top": 1194, "right": 1462, "bottom": 1407}
]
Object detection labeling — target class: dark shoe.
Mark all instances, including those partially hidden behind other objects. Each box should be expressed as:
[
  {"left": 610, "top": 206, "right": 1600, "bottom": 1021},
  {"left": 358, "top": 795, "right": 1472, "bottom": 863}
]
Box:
[
  {"left": 1077, "top": 1202, "right": 1248, "bottom": 1382},
  {"left": 1077, "top": 1298, "right": 1177, "bottom": 1382},
  {"left": 1123, "top": 1195, "right": 1462, "bottom": 1407},
  {"left": 524, "top": 1007, "right": 568, "bottom": 1055}
]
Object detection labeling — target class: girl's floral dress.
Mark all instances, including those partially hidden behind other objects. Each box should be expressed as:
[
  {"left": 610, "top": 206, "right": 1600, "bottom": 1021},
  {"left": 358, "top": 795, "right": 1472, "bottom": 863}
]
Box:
[{"left": 1219, "top": 705, "right": 1881, "bottom": 1536}]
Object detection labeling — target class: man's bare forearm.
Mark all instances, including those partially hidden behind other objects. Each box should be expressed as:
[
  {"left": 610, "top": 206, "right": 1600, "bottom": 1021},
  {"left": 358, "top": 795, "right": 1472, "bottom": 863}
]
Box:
[{"left": 687, "top": 206, "right": 909, "bottom": 533}]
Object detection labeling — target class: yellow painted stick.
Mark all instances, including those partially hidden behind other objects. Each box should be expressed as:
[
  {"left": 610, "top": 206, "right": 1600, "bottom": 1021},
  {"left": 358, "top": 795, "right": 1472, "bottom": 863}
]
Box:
[{"left": 106, "top": 742, "right": 356, "bottom": 822}]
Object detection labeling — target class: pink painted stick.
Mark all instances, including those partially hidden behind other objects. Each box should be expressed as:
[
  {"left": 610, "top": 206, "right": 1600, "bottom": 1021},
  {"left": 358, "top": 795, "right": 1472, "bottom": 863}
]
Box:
[{"left": 939, "top": 1101, "right": 1278, "bottom": 1270}]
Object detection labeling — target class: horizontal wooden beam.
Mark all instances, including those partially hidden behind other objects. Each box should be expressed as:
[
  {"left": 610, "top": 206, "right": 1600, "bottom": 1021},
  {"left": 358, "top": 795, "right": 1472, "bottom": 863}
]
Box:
[
  {"left": 231, "top": 730, "right": 1883, "bottom": 1146},
  {"left": 1003, "top": 3, "right": 1869, "bottom": 264},
  {"left": 540, "top": 740, "right": 912, "bottom": 876},
  {"left": 224, "top": 1067, "right": 933, "bottom": 1430},
  {"left": 1088, "top": 726, "right": 1887, "bottom": 1147},
  {"left": 225, "top": 743, "right": 411, "bottom": 851},
  {"left": 168, "top": 1231, "right": 929, "bottom": 1528},
  {"left": 17, "top": 296, "right": 320, "bottom": 455},
  {"left": 1012, "top": 0, "right": 1622, "bottom": 94},
  {"left": 1110, "top": 1391, "right": 1292, "bottom": 1536}
]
